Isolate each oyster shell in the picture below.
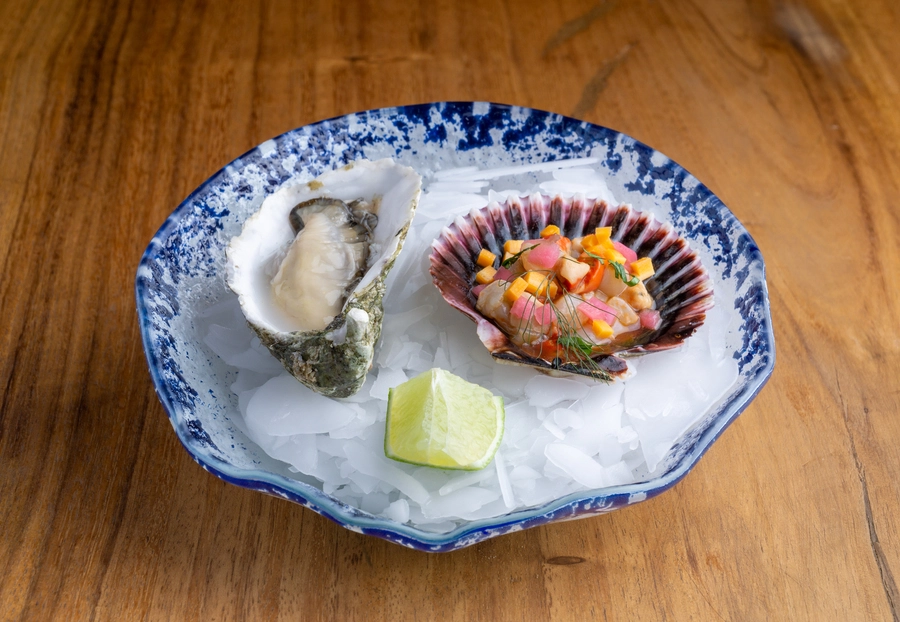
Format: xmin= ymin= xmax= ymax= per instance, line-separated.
xmin=227 ymin=159 xmax=422 ymax=397
xmin=429 ymin=194 xmax=713 ymax=381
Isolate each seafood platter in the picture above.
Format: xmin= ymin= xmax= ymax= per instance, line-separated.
xmin=136 ymin=102 xmax=774 ymax=551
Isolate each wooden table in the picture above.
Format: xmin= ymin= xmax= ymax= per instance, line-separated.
xmin=2 ymin=0 xmax=898 ymax=619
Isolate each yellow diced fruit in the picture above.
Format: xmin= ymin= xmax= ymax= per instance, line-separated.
xmin=540 ymin=224 xmax=560 ymax=238
xmin=547 ymin=281 xmax=560 ymax=300
xmin=609 ymin=249 xmax=627 ymax=264
xmin=630 ymin=257 xmax=655 ymax=280
xmin=475 ymin=250 xmax=492 ymax=268
xmin=503 ymin=251 xmax=514 ymax=264
xmin=524 ymin=271 xmax=551 ymax=296
xmin=504 ymin=277 xmax=529 ymax=303
xmin=475 ymin=266 xmax=497 ymax=285
xmin=476 ymin=248 xmax=496 ymax=268
xmin=591 ymin=320 xmax=614 ymax=339
xmin=504 ymin=239 xmax=523 ymax=254
xmin=594 ymin=227 xmax=612 ymax=242
xmin=583 ymin=243 xmax=612 ymax=260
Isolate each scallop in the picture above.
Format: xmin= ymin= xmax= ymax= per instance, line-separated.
xmin=429 ymin=193 xmax=713 ymax=381
xmin=227 ymin=159 xmax=422 ymax=397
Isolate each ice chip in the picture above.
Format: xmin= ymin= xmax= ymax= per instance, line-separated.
xmin=385 ymin=499 xmax=410 ymax=523
xmin=245 ymin=376 xmax=355 ymax=436
xmin=544 ymin=443 xmax=607 ymax=488
xmin=369 ymin=367 xmax=409 ymax=401
xmin=491 ymin=364 xmax=536 ymax=396
xmin=525 ymin=375 xmax=590 ymax=408
xmin=423 ymin=486 xmax=500 ymax=519
xmin=551 ymin=407 xmax=583 ymax=430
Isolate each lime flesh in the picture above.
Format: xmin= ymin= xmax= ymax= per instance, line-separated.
xmin=385 ymin=369 xmax=504 ymax=470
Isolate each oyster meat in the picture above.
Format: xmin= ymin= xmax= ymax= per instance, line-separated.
xmin=227 ymin=159 xmax=422 ymax=397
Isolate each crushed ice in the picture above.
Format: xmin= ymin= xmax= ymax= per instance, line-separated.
xmin=199 ymin=159 xmax=740 ymax=533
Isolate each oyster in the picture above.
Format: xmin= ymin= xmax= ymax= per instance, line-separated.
xmin=429 ymin=194 xmax=713 ymax=381
xmin=227 ymin=159 xmax=422 ymax=397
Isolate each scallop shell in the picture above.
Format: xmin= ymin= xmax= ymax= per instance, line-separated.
xmin=227 ymin=159 xmax=422 ymax=398
xmin=429 ymin=193 xmax=713 ymax=381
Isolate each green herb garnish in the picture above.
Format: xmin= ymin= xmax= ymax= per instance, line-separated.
xmin=501 ymin=244 xmax=539 ymax=268
xmin=582 ymin=250 xmax=640 ymax=286
xmin=557 ymin=334 xmax=594 ymax=357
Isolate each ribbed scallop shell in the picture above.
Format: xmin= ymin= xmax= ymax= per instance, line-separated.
xmin=429 ymin=194 xmax=713 ymax=380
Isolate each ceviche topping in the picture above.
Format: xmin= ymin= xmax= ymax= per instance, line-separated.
xmin=472 ymin=226 xmax=661 ymax=367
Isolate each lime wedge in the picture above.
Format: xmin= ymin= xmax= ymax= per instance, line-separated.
xmin=385 ymin=369 xmax=504 ymax=470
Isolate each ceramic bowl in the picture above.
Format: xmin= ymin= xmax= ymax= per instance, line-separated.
xmin=136 ymin=102 xmax=774 ymax=552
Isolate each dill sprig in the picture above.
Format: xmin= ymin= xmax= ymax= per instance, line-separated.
xmin=582 ymin=250 xmax=640 ymax=286
xmin=493 ymin=263 xmax=617 ymax=382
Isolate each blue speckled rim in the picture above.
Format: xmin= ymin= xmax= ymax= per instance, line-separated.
xmin=136 ymin=102 xmax=775 ymax=552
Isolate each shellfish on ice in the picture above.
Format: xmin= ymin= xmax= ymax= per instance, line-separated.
xmin=227 ymin=159 xmax=422 ymax=398
xmin=429 ymin=193 xmax=713 ymax=381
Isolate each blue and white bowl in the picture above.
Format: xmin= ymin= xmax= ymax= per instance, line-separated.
xmin=136 ymin=102 xmax=775 ymax=552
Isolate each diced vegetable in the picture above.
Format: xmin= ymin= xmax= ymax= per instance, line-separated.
xmin=576 ymin=299 xmax=618 ymax=325
xmin=608 ymin=248 xmax=627 ymax=265
xmin=469 ymin=221 xmax=661 ymax=364
xmin=504 ymin=277 xmax=529 ymax=303
xmin=475 ymin=266 xmax=497 ymax=284
xmin=495 ymin=266 xmax=514 ymax=281
xmin=523 ymin=241 xmax=562 ymax=271
xmin=476 ymin=249 xmax=497 ymax=268
xmin=612 ymin=241 xmax=637 ymax=267
xmin=540 ymin=225 xmax=560 ymax=238
xmin=504 ymin=239 xmax=523 ymax=254
xmin=639 ymin=308 xmax=662 ymax=330
xmin=580 ymin=234 xmax=601 ymax=255
xmin=547 ymin=281 xmax=560 ymax=300
xmin=510 ymin=292 xmax=536 ymax=319
xmin=533 ymin=303 xmax=557 ymax=327
xmin=524 ymin=271 xmax=552 ymax=296
xmin=510 ymin=294 xmax=556 ymax=327
xmin=591 ymin=319 xmax=614 ymax=339
xmin=630 ymin=257 xmax=654 ymax=280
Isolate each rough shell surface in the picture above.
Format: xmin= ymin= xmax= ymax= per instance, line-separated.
xmin=227 ymin=159 xmax=422 ymax=397
xmin=429 ymin=193 xmax=713 ymax=379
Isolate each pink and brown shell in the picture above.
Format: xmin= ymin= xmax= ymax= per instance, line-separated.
xmin=428 ymin=194 xmax=714 ymax=381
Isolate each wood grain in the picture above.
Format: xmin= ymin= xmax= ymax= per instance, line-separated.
xmin=1 ymin=0 xmax=898 ymax=619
